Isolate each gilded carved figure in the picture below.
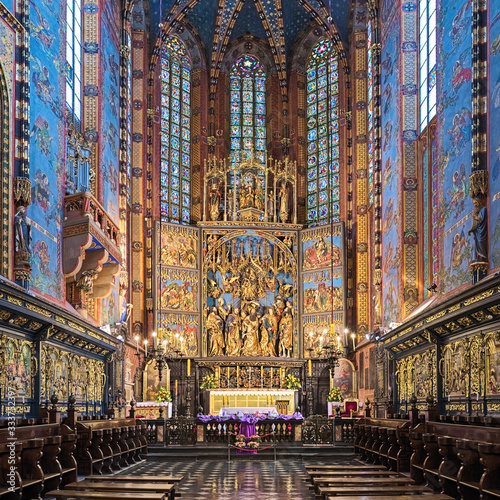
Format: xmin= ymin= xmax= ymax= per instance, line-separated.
xmin=207 ymin=307 xmax=225 ymax=356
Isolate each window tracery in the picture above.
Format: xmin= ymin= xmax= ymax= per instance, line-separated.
xmin=160 ymin=36 xmax=191 ymax=224
xmin=306 ymin=40 xmax=340 ymax=225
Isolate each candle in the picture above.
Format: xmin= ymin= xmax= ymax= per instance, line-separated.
xmin=261 ymin=366 xmax=263 ymax=378
xmin=237 ymin=366 xmax=239 ymax=379
xmin=351 ymin=333 xmax=356 ymax=350
xmin=153 ymin=331 xmax=157 ymax=349
xmin=180 ymin=336 xmax=184 ymax=354
xmin=175 ymin=380 xmax=178 ymax=395
xmin=308 ymin=359 xmax=312 ymax=376
xmin=144 ymin=339 xmax=148 ymax=356
xmin=187 ymin=359 xmax=191 ymax=377
xmin=477 ymin=393 xmax=479 ymax=401
xmin=134 ymin=335 xmax=139 ymax=354
xmin=270 ymin=368 xmax=273 ymax=379
xmin=227 ymin=367 xmax=229 ymax=379
xmin=175 ymin=333 xmax=179 ymax=350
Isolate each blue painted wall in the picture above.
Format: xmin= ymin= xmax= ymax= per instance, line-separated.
xmin=28 ymin=0 xmax=65 ymax=302
xmin=436 ymin=0 xmax=473 ymax=291
xmin=100 ymin=1 xmax=120 ymax=224
xmin=381 ymin=9 xmax=401 ymax=325
xmin=489 ymin=0 xmax=500 ymax=269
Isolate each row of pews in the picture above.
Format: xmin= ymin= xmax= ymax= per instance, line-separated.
xmin=355 ymin=416 xmax=500 ymax=500
xmin=305 ymin=463 xmax=454 ymax=499
xmin=44 ymin=474 xmax=182 ymax=500
xmin=0 ymin=415 xmax=148 ymax=500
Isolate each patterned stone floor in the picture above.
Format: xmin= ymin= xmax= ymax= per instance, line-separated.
xmin=121 ymin=459 xmax=340 ymax=500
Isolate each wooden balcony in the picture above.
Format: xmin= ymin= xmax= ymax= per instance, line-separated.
xmin=63 ymin=192 xmax=121 ymax=300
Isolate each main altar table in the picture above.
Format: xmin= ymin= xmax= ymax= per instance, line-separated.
xmin=218 ymin=407 xmax=277 ymax=416
xmin=208 ymin=389 xmax=297 ymax=415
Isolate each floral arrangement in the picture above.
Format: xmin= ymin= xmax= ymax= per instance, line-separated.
xmin=155 ymin=387 xmax=172 ymax=403
xmin=200 ymin=374 xmax=218 ymax=389
xmin=327 ymin=386 xmax=344 ymax=402
xmin=249 ymin=434 xmax=261 ymax=443
xmin=235 ymin=434 xmax=247 ymax=448
xmin=247 ymin=440 xmax=260 ymax=449
xmin=284 ymin=374 xmax=301 ymax=389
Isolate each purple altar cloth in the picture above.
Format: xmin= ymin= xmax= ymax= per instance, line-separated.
xmin=236 ymin=421 xmax=257 ymax=454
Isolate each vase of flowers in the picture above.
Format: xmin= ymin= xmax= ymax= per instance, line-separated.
xmin=155 ymin=387 xmax=172 ymax=403
xmin=327 ymin=387 xmax=343 ymax=417
xmin=284 ymin=374 xmax=301 ymax=389
xmin=200 ymin=374 xmax=218 ymax=390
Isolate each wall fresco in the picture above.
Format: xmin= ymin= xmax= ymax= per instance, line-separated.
xmin=303 ymin=268 xmax=343 ymax=314
xmin=100 ymin=2 xmax=120 ymax=224
xmin=489 ymin=1 xmax=500 ymax=269
xmin=381 ymin=12 xmax=401 ymax=325
xmin=436 ymin=0 xmax=473 ymax=290
xmin=28 ymin=0 xmax=65 ymax=303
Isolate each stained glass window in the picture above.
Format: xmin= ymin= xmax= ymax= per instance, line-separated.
xmin=367 ymin=20 xmax=374 ymax=206
xmin=419 ymin=0 xmax=437 ymax=131
xmin=230 ymin=55 xmax=266 ymax=165
xmin=160 ymin=36 xmax=191 ymax=224
xmin=306 ymin=40 xmax=340 ymax=225
xmin=66 ymin=0 xmax=82 ymax=129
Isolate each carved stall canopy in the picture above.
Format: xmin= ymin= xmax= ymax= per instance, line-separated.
xmin=0 ymin=279 xmax=118 ymax=359
xmin=63 ymin=191 xmax=121 ymax=301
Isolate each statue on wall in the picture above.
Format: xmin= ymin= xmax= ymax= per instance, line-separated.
xmin=255 ymin=182 xmax=264 ymax=211
xmin=226 ymin=307 xmax=241 ymax=356
xmin=209 ymin=186 xmax=221 ymax=221
xmin=262 ymin=307 xmax=278 ymax=356
xmin=469 ymin=195 xmax=488 ymax=263
xmin=242 ymin=309 xmax=261 ymax=356
xmin=278 ymin=310 xmax=293 ymax=357
xmin=14 ymin=206 xmax=32 ymax=264
xmin=207 ymin=307 xmax=225 ymax=356
xmin=279 ymin=184 xmax=288 ymax=223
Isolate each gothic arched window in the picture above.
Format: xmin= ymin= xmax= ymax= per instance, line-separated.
xmin=230 ymin=55 xmax=266 ymax=165
xmin=306 ymin=39 xmax=340 ymax=225
xmin=160 ymin=36 xmax=191 ymax=224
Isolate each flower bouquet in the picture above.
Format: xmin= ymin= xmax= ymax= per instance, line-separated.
xmin=327 ymin=386 xmax=344 ymax=402
xmin=284 ymin=374 xmax=301 ymax=389
xmin=155 ymin=387 xmax=172 ymax=403
xmin=200 ymin=374 xmax=218 ymax=389
xmin=235 ymin=434 xmax=246 ymax=448
xmin=247 ymin=440 xmax=260 ymax=449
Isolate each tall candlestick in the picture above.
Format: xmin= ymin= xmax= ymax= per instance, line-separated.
xmin=308 ymin=359 xmax=312 ymax=376
xmin=144 ymin=340 xmax=148 ymax=356
xmin=187 ymin=359 xmax=191 ymax=377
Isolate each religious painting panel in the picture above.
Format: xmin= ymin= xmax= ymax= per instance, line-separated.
xmin=28 ymin=0 xmax=66 ymax=303
xmin=436 ymin=0 xmax=473 ymax=290
xmin=100 ymin=2 xmax=121 ymax=225
xmin=201 ymin=228 xmax=298 ymax=358
xmin=331 ymin=358 xmax=355 ymax=401
xmin=486 ymin=332 xmax=500 ymax=395
xmin=380 ymin=12 xmax=401 ymax=326
xmin=0 ymin=337 xmax=34 ymax=399
xmin=300 ymin=224 xmax=345 ymax=356
xmin=489 ymin=0 xmax=500 ymax=269
xmin=143 ymin=359 xmax=169 ymax=402
xmin=156 ymin=312 xmax=198 ymax=356
xmin=41 ymin=345 xmax=105 ymax=408
xmin=155 ymin=222 xmax=200 ymax=353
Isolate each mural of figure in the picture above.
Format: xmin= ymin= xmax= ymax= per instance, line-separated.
xmin=242 ymin=309 xmax=262 ymax=356
xmin=207 ymin=307 xmax=225 ymax=356
xmin=14 ymin=207 xmax=32 ymax=261
xmin=278 ymin=311 xmax=293 ymax=357
xmin=226 ymin=308 xmax=241 ymax=356
xmin=209 ymin=186 xmax=220 ymax=221
xmin=279 ymin=184 xmax=288 ymax=222
xmin=469 ymin=197 xmax=488 ymax=262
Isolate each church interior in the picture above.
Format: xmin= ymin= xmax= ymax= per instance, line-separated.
xmin=1 ymin=0 xmax=500 ymax=498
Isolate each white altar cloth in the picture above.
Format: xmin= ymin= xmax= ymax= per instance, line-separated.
xmin=218 ymin=407 xmax=277 ymax=416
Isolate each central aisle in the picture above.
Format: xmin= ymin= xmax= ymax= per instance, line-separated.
xmin=124 ymin=459 xmax=319 ymax=499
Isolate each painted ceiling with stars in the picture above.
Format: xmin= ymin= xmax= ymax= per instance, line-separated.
xmin=143 ymin=0 xmax=352 ymax=63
